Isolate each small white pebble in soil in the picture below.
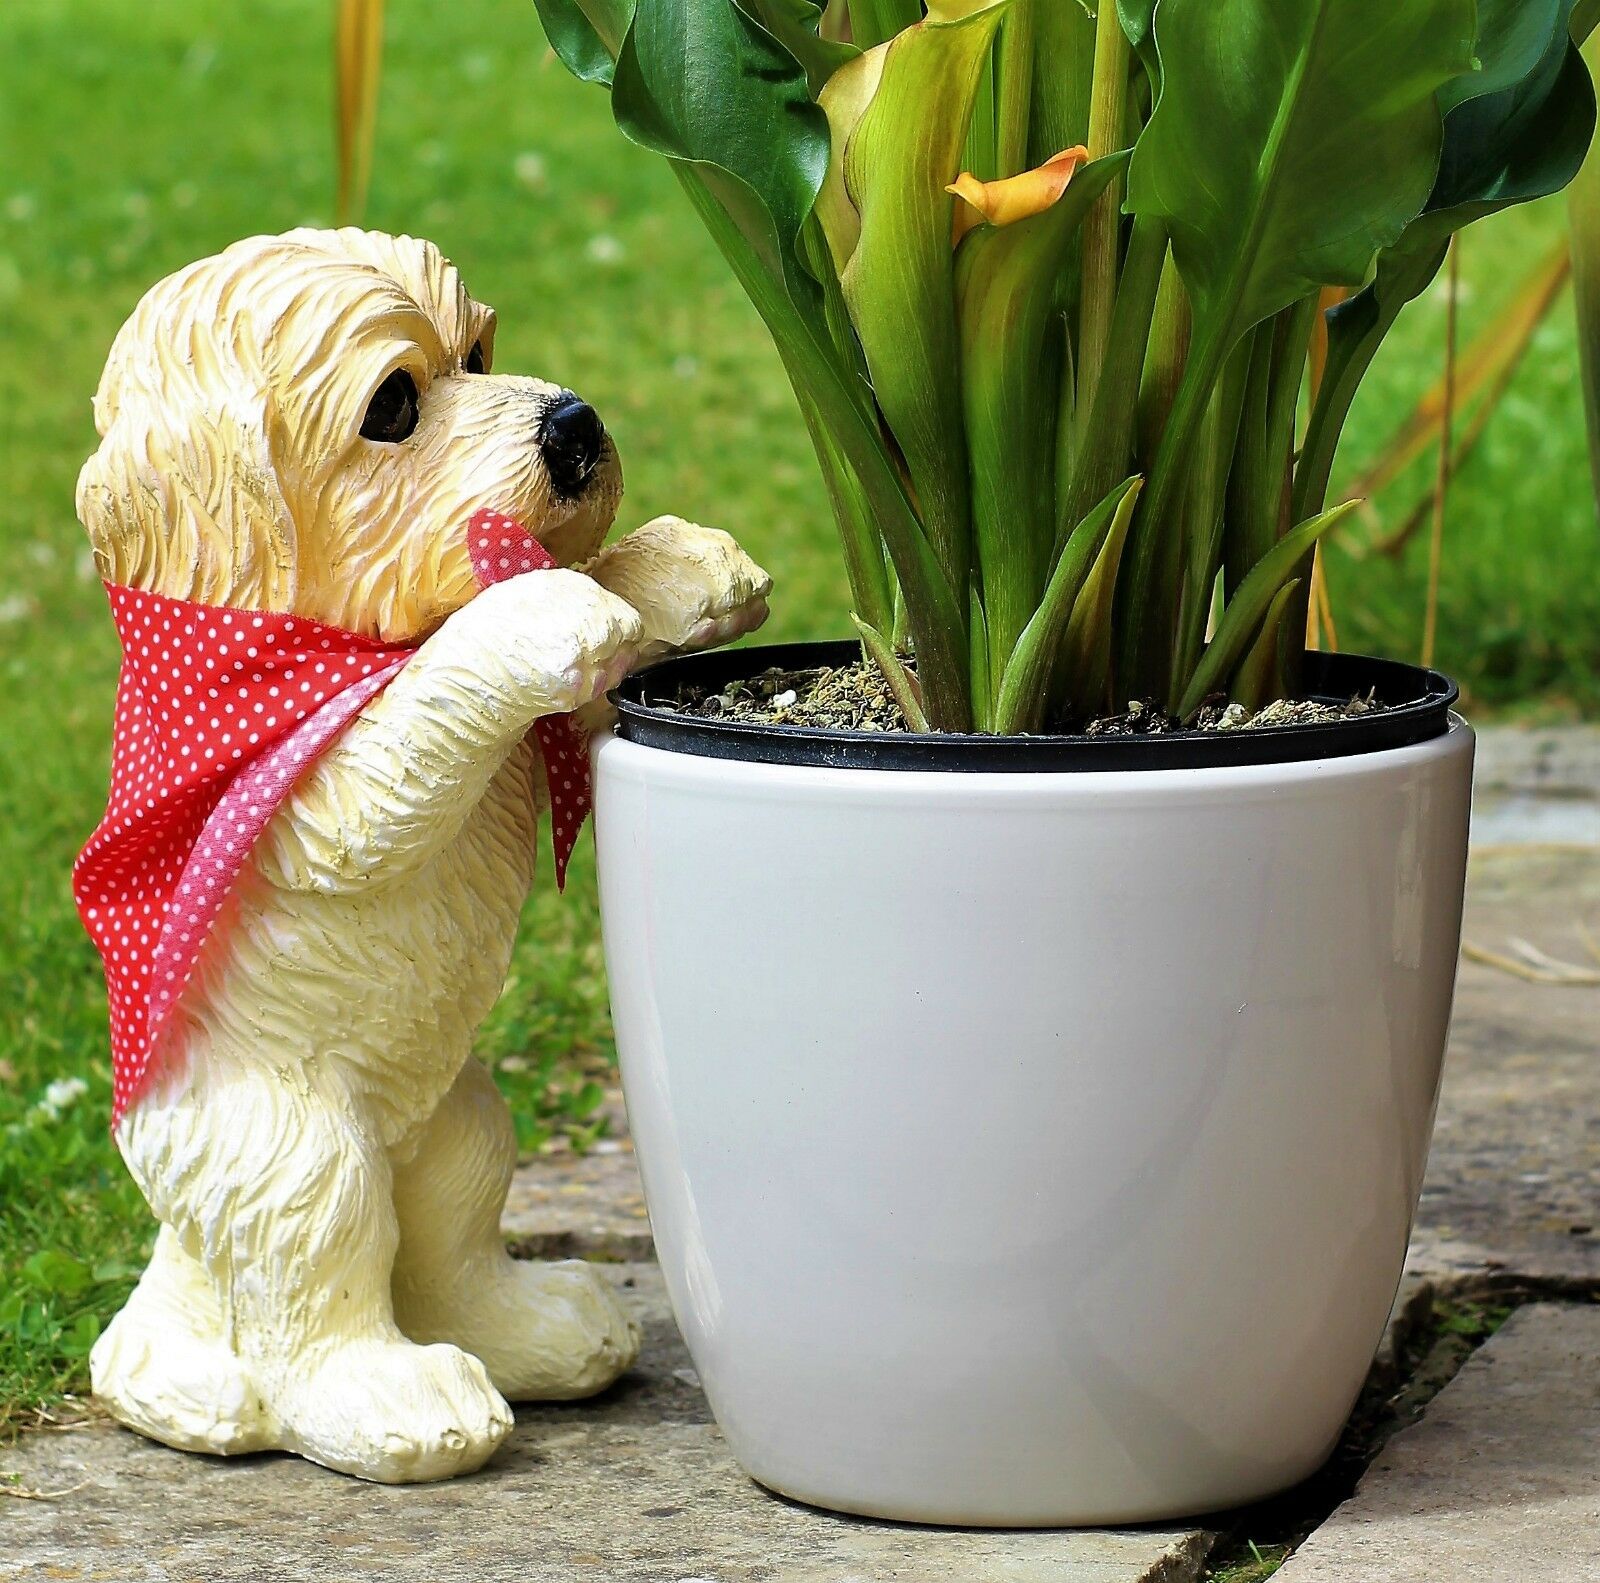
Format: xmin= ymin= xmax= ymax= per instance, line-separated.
xmin=771 ymin=688 xmax=798 ymax=708
xmin=1215 ymin=703 xmax=1252 ymax=730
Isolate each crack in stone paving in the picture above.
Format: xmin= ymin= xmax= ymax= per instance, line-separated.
xmin=1200 ymin=1277 xmax=1595 ymax=1580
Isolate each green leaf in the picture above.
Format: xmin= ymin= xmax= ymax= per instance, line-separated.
xmin=1055 ymin=464 xmax=1142 ymax=718
xmin=1298 ymin=0 xmax=1596 ymax=515
xmin=852 ymin=614 xmax=932 ymax=730
xmin=954 ymin=150 xmax=1127 ymax=701
xmin=968 ymin=584 xmax=993 ymax=727
xmin=839 ymin=0 xmax=1011 ymax=595
xmin=1127 ymin=0 xmax=1476 ymax=337
xmin=1116 ymin=0 xmax=1160 ymax=89
xmin=59 ymin=1311 xmax=103 ymax=1360
xmin=1230 ymin=577 xmax=1302 ymax=712
xmin=1118 ymin=0 xmax=1474 ymax=699
xmin=1176 ymin=499 xmax=1358 ymax=719
xmin=90 ymin=1259 xmax=143 ymax=1284
xmin=816 ymin=44 xmax=888 ymax=277
xmin=1446 ymin=0 xmax=1564 ymax=113
xmin=734 ymin=0 xmax=858 ymax=95
xmin=571 ymin=1080 xmax=607 ymax=1118
xmin=994 ymin=477 xmax=1142 ymax=734
xmin=21 ymin=1249 xmax=93 ymax=1297
xmin=612 ymin=0 xmax=831 ymax=303
xmin=532 ymin=0 xmax=635 ymax=83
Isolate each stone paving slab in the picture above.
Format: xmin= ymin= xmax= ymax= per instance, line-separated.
xmin=1273 ymin=1304 xmax=1600 ymax=1582
xmin=0 ymin=1265 xmax=1215 ymax=1583
xmin=1407 ymin=847 xmax=1600 ymax=1291
xmin=1471 ymin=726 xmax=1600 ymax=847
xmin=501 ymin=1136 xmax=652 ymax=1261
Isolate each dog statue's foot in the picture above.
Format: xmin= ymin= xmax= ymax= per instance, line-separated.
xmin=397 ymin=1258 xmax=641 ymax=1402
xmin=91 ymin=1229 xmax=277 ymax=1457
xmin=271 ymin=1337 xmax=513 ymax=1483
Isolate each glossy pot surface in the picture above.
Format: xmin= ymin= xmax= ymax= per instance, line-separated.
xmin=593 ymin=694 xmax=1473 ymax=1526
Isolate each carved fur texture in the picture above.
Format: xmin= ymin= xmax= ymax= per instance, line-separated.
xmin=80 ymin=229 xmax=770 ymax=1482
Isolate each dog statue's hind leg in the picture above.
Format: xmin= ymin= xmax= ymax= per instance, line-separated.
xmin=391 ymin=1058 xmax=641 ymax=1399
xmin=111 ymin=1073 xmax=514 ymax=1484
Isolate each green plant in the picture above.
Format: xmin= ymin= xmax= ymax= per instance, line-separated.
xmin=531 ymin=0 xmax=1595 ymax=730
xmin=1573 ymin=25 xmax=1600 ymax=509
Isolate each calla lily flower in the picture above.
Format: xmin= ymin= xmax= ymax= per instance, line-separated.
xmin=947 ymin=145 xmax=1091 ymax=243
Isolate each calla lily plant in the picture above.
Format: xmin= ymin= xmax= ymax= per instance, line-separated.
xmin=533 ymin=0 xmax=1596 ymax=733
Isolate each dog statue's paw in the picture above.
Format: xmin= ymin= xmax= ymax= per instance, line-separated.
xmin=91 ymin=1296 xmax=277 ymax=1458
xmin=396 ymin=1258 xmax=642 ymax=1402
xmin=584 ymin=516 xmax=772 ymax=659
xmin=273 ymin=1338 xmax=513 ymax=1483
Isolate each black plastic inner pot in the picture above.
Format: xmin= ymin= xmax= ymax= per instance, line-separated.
xmin=611 ymin=641 xmax=1459 ymax=772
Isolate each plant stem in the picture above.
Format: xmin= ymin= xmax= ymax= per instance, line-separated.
xmin=1115 ymin=312 xmax=1229 ymax=699
xmin=1172 ymin=337 xmax=1251 ymax=697
xmin=1571 ymin=30 xmax=1600 ymax=516
xmin=1057 ymin=214 xmax=1167 ymax=544
xmin=669 ymin=166 xmax=971 ymax=727
xmin=1421 ymin=238 xmax=1459 ymax=670
xmin=1075 ymin=0 xmax=1131 ymax=423
xmin=966 ymin=50 xmax=999 ymax=182
xmin=994 ymin=0 xmax=1035 ymax=176
xmin=845 ymin=0 xmax=919 ymax=50
xmin=1263 ymin=293 xmax=1323 ymax=690
xmin=1266 ymin=297 xmax=1319 ymax=485
xmin=1224 ymin=321 xmax=1277 ymax=596
xmin=796 ymin=395 xmax=895 ymax=635
xmin=1292 ymin=279 xmax=1403 ymax=524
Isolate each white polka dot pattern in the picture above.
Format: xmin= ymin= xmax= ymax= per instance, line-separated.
xmin=465 ymin=508 xmax=593 ymax=896
xmin=72 ymin=584 xmax=415 ymax=1126
xmin=73 ymin=509 xmax=590 ymax=1127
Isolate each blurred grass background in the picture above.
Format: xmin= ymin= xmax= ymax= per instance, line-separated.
xmin=0 ymin=0 xmax=1595 ymax=1425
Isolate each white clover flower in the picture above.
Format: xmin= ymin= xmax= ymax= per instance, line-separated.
xmin=33 ymin=1077 xmax=89 ymax=1122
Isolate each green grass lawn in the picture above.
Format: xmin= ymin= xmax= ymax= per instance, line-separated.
xmin=1 ymin=0 xmax=1596 ymax=1430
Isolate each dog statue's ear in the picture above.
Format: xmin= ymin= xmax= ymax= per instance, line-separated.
xmin=77 ymin=392 xmax=298 ymax=610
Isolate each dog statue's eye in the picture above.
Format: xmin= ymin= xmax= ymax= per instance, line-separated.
xmin=465 ymin=340 xmax=487 ymax=375
xmin=360 ymin=370 xmax=420 ymax=444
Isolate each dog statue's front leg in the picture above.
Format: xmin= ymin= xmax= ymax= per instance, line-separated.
xmin=584 ymin=516 xmax=771 ymax=663
xmin=255 ymin=569 xmax=644 ymax=890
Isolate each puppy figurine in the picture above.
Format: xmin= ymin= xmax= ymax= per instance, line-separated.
xmin=72 ymin=229 xmax=770 ymax=1482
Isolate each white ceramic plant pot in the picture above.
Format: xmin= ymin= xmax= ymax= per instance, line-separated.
xmin=593 ymin=645 xmax=1473 ymax=1527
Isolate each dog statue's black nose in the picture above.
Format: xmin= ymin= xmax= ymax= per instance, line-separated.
xmin=538 ymin=391 xmax=607 ymax=500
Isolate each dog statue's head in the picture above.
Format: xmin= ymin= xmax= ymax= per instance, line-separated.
xmin=77 ymin=228 xmax=624 ymax=642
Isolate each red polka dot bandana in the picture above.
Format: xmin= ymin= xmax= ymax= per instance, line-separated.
xmin=463 ymin=510 xmax=593 ymax=883
xmin=75 ymin=508 xmax=592 ymax=1126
